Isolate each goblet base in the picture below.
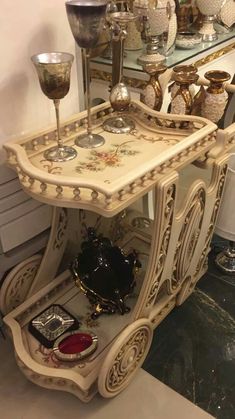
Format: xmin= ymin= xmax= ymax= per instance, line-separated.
xmin=137 ymin=53 xmax=165 ymax=66
xmin=200 ymin=31 xmax=217 ymax=42
xmin=43 ymin=146 xmax=77 ymax=162
xmin=215 ymin=247 xmax=235 ymax=275
xmin=75 ymin=133 xmax=105 ymax=149
xmin=103 ymin=115 xmax=135 ymax=134
xmin=199 ymin=15 xmax=218 ymax=42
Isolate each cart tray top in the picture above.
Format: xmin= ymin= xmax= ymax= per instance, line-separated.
xmin=4 ymin=100 xmax=216 ymax=216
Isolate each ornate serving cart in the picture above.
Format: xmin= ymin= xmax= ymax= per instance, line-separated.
xmin=1 ymin=100 xmax=234 ymax=401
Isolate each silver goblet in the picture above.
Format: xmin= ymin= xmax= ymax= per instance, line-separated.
xmin=31 ymin=52 xmax=77 ymax=162
xmin=66 ymin=0 xmax=108 ymax=149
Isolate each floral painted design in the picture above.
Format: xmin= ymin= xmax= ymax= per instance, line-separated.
xmin=35 ymin=344 xmax=63 ymax=368
xmin=35 ymin=343 xmax=86 ymax=369
xmin=82 ymin=309 xmax=100 ymax=329
xmin=129 ymin=130 xmax=179 ymax=145
xmin=40 ymin=160 xmax=62 ymax=175
xmin=75 ymin=141 xmax=139 ymax=174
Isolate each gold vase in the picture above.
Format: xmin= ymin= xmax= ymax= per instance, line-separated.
xmin=195 ymin=70 xmax=231 ymax=123
xmin=141 ymin=64 xmax=167 ymax=111
xmin=171 ymin=71 xmax=199 ymax=115
xmin=170 ymin=65 xmax=198 ymax=115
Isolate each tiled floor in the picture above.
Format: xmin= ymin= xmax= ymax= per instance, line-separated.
xmin=0 ymin=339 xmax=214 ymax=419
xmin=143 ymin=238 xmax=235 ymax=419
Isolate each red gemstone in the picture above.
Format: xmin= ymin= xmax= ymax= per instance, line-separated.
xmin=58 ymin=333 xmax=93 ymax=354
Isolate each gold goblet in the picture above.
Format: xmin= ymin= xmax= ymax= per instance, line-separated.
xmin=31 ymin=52 xmax=77 ymax=162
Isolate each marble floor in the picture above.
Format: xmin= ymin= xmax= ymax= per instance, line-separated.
xmin=143 ymin=238 xmax=235 ymax=419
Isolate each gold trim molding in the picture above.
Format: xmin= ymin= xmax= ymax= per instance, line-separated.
xmin=194 ymin=41 xmax=235 ymax=68
xmin=91 ymin=69 xmax=146 ymax=90
xmin=91 ymin=42 xmax=235 ymax=89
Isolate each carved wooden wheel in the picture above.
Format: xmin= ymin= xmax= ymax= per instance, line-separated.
xmin=0 ymin=254 xmax=42 ymax=315
xmin=98 ymin=319 xmax=153 ymax=398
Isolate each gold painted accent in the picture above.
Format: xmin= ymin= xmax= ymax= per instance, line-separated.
xmin=204 ymin=70 xmax=231 ymax=94
xmin=91 ymin=69 xmax=147 ymax=90
xmin=194 ymin=42 xmax=235 ymax=68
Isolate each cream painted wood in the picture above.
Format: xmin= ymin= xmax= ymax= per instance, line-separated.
xmin=132 ymin=171 xmax=178 ymax=320
xmin=176 ymin=154 xmax=228 ymax=305
xmin=98 ymin=318 xmax=153 ymax=398
xmin=0 ymin=230 xmax=48 ymax=284
xmin=27 ymin=207 xmax=69 ymax=297
xmin=4 ymin=101 xmax=217 ymax=217
xmin=0 ymin=254 xmax=42 ymax=315
xmin=2 ymin=99 xmax=234 ymax=402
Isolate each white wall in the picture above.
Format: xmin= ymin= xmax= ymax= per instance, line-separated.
xmin=0 ymin=0 xmax=82 ymax=163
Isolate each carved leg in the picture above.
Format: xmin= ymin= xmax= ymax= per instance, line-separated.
xmin=176 ymin=155 xmax=228 ymax=305
xmin=133 ymin=171 xmax=178 ymax=319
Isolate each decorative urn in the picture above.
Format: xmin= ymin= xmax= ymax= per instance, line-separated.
xmin=200 ymin=70 xmax=231 ymax=124
xmin=71 ymin=228 xmax=141 ymax=318
xmin=170 ymin=65 xmax=199 ymax=115
xmin=141 ymin=63 xmax=167 ymax=111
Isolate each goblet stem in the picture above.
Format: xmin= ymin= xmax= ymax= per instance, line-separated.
xmin=75 ymin=48 xmax=105 ymax=149
xmin=54 ymin=99 xmax=63 ymax=149
xmin=84 ymin=48 xmax=92 ymax=137
xmin=119 ymin=37 xmax=124 ymax=83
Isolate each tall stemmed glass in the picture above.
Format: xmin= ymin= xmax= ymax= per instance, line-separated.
xmin=31 ymin=52 xmax=77 ymax=162
xmin=66 ymin=0 xmax=108 ymax=149
xmin=103 ymin=9 xmax=137 ymax=134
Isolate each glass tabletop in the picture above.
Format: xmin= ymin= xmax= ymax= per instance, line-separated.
xmin=92 ymin=30 xmax=235 ymax=72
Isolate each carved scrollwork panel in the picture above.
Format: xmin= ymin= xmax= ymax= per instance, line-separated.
xmin=133 ymin=173 xmax=178 ymax=319
xmin=0 ymin=255 xmax=42 ymax=315
xmin=195 ymin=162 xmax=228 ymax=277
xmin=146 ymin=185 xmax=176 ymax=308
xmin=171 ymin=186 xmax=206 ymax=291
xmin=53 ymin=208 xmax=68 ymax=250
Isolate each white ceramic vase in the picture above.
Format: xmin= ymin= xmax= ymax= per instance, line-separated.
xmin=196 ymin=0 xmax=224 ymax=41
xmin=137 ymin=0 xmax=175 ymax=65
xmin=218 ymin=0 xmax=235 ymax=29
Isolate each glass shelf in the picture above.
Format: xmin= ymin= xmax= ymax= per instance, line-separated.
xmin=92 ymin=30 xmax=235 ymax=72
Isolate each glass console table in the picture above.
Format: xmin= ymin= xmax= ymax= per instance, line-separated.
xmin=90 ymin=31 xmax=235 ymax=102
xmin=92 ymin=30 xmax=235 ymax=73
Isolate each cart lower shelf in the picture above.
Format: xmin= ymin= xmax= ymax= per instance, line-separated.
xmin=4 ymin=229 xmax=183 ymax=401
